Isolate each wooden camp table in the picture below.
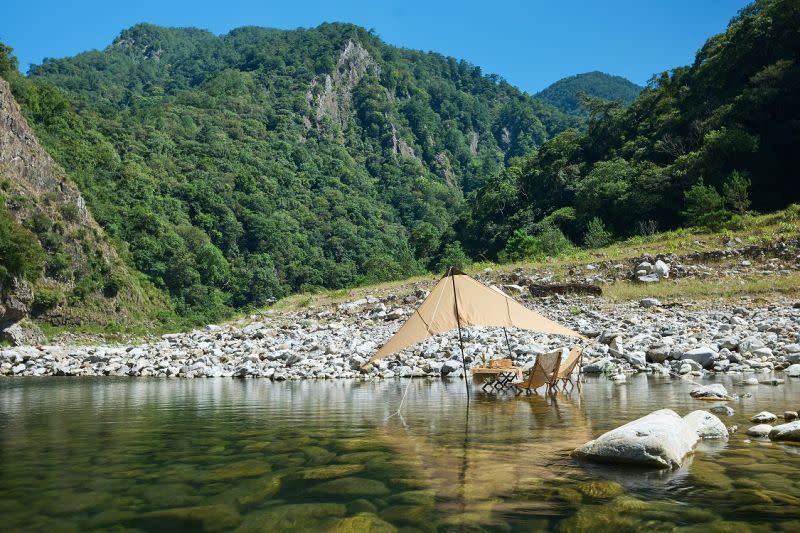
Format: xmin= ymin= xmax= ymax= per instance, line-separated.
xmin=471 ymin=367 xmax=524 ymax=393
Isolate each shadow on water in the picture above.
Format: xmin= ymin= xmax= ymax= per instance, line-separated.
xmin=2 ymin=374 xmax=800 ymax=531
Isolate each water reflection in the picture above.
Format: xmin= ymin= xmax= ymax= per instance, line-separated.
xmin=1 ymin=375 xmax=800 ymax=531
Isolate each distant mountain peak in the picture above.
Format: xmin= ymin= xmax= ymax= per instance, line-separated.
xmin=535 ymin=71 xmax=642 ymax=115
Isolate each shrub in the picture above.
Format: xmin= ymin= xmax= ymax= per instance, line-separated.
xmin=31 ymin=287 xmax=63 ymax=316
xmin=0 ymin=207 xmax=45 ymax=284
xmin=499 ymin=224 xmax=573 ymax=262
xmin=436 ymin=241 xmax=471 ymax=273
xmin=722 ymin=171 xmax=751 ymax=214
xmin=682 ymin=181 xmax=731 ymax=230
xmin=583 ymin=217 xmax=612 ymax=248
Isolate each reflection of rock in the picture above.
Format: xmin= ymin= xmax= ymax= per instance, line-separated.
xmin=577 ymin=457 xmax=693 ymax=493
xmin=573 ymin=409 xmax=698 ymax=468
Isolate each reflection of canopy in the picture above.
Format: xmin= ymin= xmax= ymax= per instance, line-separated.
xmin=369 ymin=269 xmax=583 ymax=363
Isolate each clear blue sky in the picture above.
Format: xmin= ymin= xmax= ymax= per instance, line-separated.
xmin=2 ymin=0 xmax=750 ymax=93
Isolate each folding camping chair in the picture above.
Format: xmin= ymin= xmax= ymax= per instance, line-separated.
xmin=514 ymin=349 xmax=563 ymax=395
xmin=552 ymin=347 xmax=583 ymax=392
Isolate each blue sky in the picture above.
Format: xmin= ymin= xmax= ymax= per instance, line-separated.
xmin=3 ymin=0 xmax=750 ymax=93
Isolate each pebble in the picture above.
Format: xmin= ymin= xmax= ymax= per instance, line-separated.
xmin=3 ymin=272 xmax=800 ymax=382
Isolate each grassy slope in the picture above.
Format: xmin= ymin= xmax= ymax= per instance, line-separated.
xmin=269 ymin=206 xmax=800 ymax=313
xmin=39 ymin=206 xmax=800 ymax=344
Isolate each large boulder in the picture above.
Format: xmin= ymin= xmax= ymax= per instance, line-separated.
xmin=784 ymin=364 xmax=800 ymax=377
xmin=1 ymin=320 xmax=45 ymax=346
xmin=572 ymin=409 xmax=699 ymax=469
xmin=0 ymin=277 xmax=33 ymax=327
xmin=738 ymin=336 xmax=766 ymax=355
xmin=768 ymin=421 xmax=800 ymax=442
xmin=646 ymin=344 xmax=670 ymax=363
xmin=653 ymin=260 xmax=670 ymax=279
xmin=689 ymin=384 xmax=731 ymax=400
xmin=683 ymin=410 xmax=728 ymax=439
xmin=680 ymin=347 xmax=721 ymax=369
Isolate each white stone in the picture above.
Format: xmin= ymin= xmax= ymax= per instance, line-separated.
xmin=768 ymin=421 xmax=800 ymax=442
xmin=745 ymin=424 xmax=773 ymax=438
xmin=683 ymin=410 xmax=728 ymax=439
xmin=689 ymin=384 xmax=730 ymax=399
xmin=751 ymin=411 xmax=777 ymax=423
xmin=573 ymin=409 xmax=699 ymax=469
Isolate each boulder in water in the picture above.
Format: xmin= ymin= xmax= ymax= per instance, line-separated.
xmin=689 ymin=384 xmax=731 ymax=400
xmin=683 ymin=410 xmax=728 ymax=439
xmin=572 ymin=409 xmax=699 ymax=468
xmin=769 ymin=421 xmax=800 ymax=442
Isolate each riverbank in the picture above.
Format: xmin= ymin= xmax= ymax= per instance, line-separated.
xmin=2 ymin=268 xmax=800 ymax=380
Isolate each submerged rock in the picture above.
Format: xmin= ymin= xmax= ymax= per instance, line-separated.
xmin=302 ymin=464 xmax=365 ymax=480
xmin=575 ymin=480 xmax=624 ymax=499
xmin=329 ymin=513 xmax=397 ymax=533
xmin=573 ymin=409 xmax=699 ymax=469
xmin=136 ymin=505 xmax=241 ymax=532
xmin=308 ymin=477 xmax=390 ymax=497
xmin=768 ymin=420 xmax=800 ymax=442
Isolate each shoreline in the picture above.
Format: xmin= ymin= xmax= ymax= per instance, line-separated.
xmin=3 ymin=288 xmax=799 ymax=382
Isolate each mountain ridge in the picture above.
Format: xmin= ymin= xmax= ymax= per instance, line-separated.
xmin=535 ymin=71 xmax=643 ymax=115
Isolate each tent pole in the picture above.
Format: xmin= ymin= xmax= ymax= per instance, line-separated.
xmin=503 ymin=327 xmax=513 ymax=359
xmin=451 ymin=267 xmax=470 ymax=403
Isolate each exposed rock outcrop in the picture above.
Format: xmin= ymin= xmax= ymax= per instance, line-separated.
xmin=310 ymin=40 xmax=381 ymax=129
xmin=0 ymin=77 xmax=164 ymax=336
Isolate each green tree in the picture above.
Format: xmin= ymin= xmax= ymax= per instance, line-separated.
xmin=0 ymin=206 xmax=46 ymax=284
xmin=0 ymin=42 xmax=18 ymax=78
xmin=682 ymin=181 xmax=730 ymax=230
xmin=583 ymin=217 xmax=612 ymax=248
xmin=722 ymin=171 xmax=751 ymax=214
xmin=436 ymin=241 xmax=471 ymax=273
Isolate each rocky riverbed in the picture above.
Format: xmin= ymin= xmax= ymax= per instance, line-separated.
xmin=3 ymin=270 xmax=800 ymax=383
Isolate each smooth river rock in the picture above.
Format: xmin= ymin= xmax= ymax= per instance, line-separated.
xmin=573 ymin=409 xmax=699 ymax=469
xmin=768 ymin=421 xmax=800 ymax=442
xmin=689 ymin=384 xmax=730 ymax=400
xmin=750 ymin=411 xmax=778 ymax=423
xmin=683 ymin=410 xmax=728 ymax=439
xmin=745 ymin=424 xmax=773 ymax=438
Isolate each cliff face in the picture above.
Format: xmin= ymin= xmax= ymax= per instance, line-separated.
xmin=0 ymin=77 xmax=166 ymax=342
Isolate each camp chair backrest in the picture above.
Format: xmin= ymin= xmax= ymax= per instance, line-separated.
xmin=556 ymin=347 xmax=583 ymax=379
xmin=517 ymin=349 xmax=563 ymax=391
xmin=489 ymin=358 xmax=513 ymax=369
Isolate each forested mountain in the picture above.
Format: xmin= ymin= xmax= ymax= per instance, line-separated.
xmin=2 ymin=0 xmax=797 ymax=331
xmin=1 ymin=23 xmax=578 ymax=322
xmin=462 ymin=0 xmax=800 ymax=260
xmin=535 ymin=71 xmax=642 ymax=115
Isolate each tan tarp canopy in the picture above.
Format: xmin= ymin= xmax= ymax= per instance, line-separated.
xmin=370 ymin=269 xmax=583 ymax=362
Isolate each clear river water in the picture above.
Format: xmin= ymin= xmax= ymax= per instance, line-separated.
xmin=1 ymin=374 xmax=799 ymax=532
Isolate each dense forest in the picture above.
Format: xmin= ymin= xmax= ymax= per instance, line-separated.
xmin=1 ymin=23 xmax=578 ymax=323
xmin=2 ymin=0 xmax=798 ymax=329
xmin=535 ymin=71 xmax=642 ymax=116
xmin=461 ymin=0 xmax=799 ymax=261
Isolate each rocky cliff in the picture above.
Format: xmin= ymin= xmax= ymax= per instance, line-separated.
xmin=0 ymin=77 xmax=166 ymax=343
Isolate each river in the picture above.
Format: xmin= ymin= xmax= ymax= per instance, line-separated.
xmin=1 ymin=375 xmax=799 ymax=531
